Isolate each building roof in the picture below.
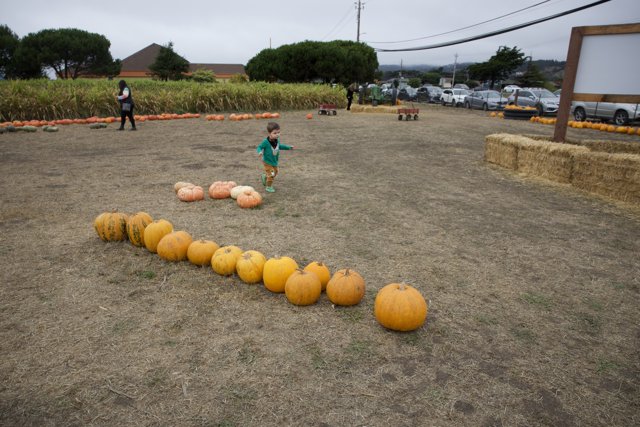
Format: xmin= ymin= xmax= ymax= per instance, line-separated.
xmin=189 ymin=63 xmax=246 ymax=76
xmin=119 ymin=44 xmax=246 ymax=77
xmin=121 ymin=43 xmax=164 ymax=73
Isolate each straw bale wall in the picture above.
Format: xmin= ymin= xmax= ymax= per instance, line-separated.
xmin=484 ymin=133 xmax=640 ymax=205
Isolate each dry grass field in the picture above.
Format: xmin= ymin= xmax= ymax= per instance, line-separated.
xmin=1 ymin=105 xmax=638 ymax=426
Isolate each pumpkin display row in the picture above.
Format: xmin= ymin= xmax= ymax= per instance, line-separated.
xmin=174 ymin=181 xmax=262 ymax=208
xmin=93 ymin=210 xmax=428 ymax=332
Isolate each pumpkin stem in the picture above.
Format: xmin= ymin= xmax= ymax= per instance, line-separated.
xmin=399 ymin=283 xmax=406 ymax=291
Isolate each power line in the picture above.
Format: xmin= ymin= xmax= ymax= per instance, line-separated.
xmin=321 ymin=5 xmax=356 ymax=41
xmin=372 ymin=0 xmax=611 ymax=52
xmin=366 ymin=0 xmax=552 ymax=44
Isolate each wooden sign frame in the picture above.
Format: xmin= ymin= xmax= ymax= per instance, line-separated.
xmin=553 ymin=23 xmax=640 ymax=142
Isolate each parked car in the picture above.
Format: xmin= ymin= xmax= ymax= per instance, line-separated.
xmin=453 ymin=83 xmax=470 ymax=90
xmin=441 ymin=88 xmax=469 ymax=107
xmin=426 ymin=86 xmax=443 ymax=103
xmin=398 ymin=87 xmax=417 ymax=101
xmin=502 ymin=85 xmax=521 ymax=94
xmin=553 ymin=89 xmax=562 ymax=97
xmin=571 ymin=101 xmax=640 ymax=125
xmin=415 ymin=87 xmax=431 ymax=102
xmin=464 ymin=90 xmax=508 ymax=110
xmin=507 ymin=88 xmax=560 ymax=116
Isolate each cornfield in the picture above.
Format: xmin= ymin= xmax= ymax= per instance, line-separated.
xmin=0 ymin=79 xmax=346 ymax=121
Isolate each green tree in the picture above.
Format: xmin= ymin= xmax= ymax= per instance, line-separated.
xmin=467 ymin=46 xmax=526 ymax=89
xmin=148 ymin=42 xmax=190 ymax=81
xmin=407 ymin=77 xmax=421 ymax=88
xmin=518 ymin=62 xmax=546 ymax=88
xmin=191 ymin=68 xmax=217 ymax=83
xmin=19 ymin=28 xmax=119 ymax=79
xmin=0 ymin=25 xmax=20 ymax=78
xmin=246 ymin=40 xmax=377 ymax=84
xmin=421 ymin=72 xmax=441 ymax=85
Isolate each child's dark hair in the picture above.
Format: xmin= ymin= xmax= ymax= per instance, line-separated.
xmin=267 ymin=122 xmax=280 ymax=133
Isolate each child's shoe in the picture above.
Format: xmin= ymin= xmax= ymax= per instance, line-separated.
xmin=266 ymin=186 xmax=275 ymax=193
xmin=261 ymin=174 xmax=266 ymax=186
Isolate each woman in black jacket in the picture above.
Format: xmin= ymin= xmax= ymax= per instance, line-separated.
xmin=116 ymin=80 xmax=136 ymax=131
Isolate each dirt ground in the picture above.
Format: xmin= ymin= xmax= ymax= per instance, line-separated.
xmin=1 ymin=104 xmax=639 ymax=427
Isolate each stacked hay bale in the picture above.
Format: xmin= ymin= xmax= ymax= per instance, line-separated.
xmin=484 ymin=133 xmax=640 ymax=205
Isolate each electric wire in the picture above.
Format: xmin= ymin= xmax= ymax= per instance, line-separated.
xmin=373 ymin=0 xmax=611 ymax=52
xmin=321 ymin=6 xmax=356 ymax=41
xmin=366 ymin=0 xmax=553 ymax=44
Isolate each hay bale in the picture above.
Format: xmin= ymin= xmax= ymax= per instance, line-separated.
xmin=523 ymin=134 xmax=640 ymax=155
xmin=572 ymin=151 xmax=640 ymax=204
xmin=517 ymin=139 xmax=589 ymax=183
xmin=484 ymin=133 xmax=528 ymax=170
xmin=350 ymin=104 xmax=398 ymax=114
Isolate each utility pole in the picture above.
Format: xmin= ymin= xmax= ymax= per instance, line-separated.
xmin=355 ymin=1 xmax=364 ymax=42
xmin=452 ymin=53 xmax=458 ymax=87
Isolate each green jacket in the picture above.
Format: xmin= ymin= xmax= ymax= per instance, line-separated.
xmin=256 ymin=138 xmax=292 ymax=166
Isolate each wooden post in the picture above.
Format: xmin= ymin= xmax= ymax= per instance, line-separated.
xmin=553 ymin=27 xmax=584 ymax=142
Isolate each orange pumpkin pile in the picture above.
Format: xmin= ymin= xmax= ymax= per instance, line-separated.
xmin=93 ymin=207 xmax=429 ymax=332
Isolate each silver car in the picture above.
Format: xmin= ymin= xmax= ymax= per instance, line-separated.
xmin=571 ymin=101 xmax=640 ymax=125
xmin=507 ymin=88 xmax=560 ymax=116
xmin=464 ymin=90 xmax=508 ymax=110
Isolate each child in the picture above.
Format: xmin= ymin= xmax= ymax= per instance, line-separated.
xmin=256 ymin=122 xmax=294 ymax=193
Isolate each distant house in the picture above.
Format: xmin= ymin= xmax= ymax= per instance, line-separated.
xmin=118 ymin=43 xmax=246 ymax=81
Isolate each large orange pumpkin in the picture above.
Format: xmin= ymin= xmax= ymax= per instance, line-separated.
xmin=94 ymin=210 xmax=129 ymax=242
xmin=326 ymin=268 xmax=365 ymax=306
xmin=303 ymin=261 xmax=331 ymax=291
xmin=126 ymin=211 xmax=153 ymax=247
xmin=208 ymin=181 xmax=237 ymax=199
xmin=143 ymin=219 xmax=174 ymax=253
xmin=237 ymin=189 xmax=263 ymax=208
xmin=187 ymin=239 xmax=220 ymax=266
xmin=177 ymin=185 xmax=204 ymax=202
xmin=285 ymin=270 xmax=322 ymax=306
xmin=211 ymin=245 xmax=243 ymax=276
xmin=263 ymin=256 xmax=298 ymax=293
xmin=235 ymin=250 xmax=267 ymax=284
xmin=157 ymin=231 xmax=193 ymax=261
xmin=374 ymin=283 xmax=428 ymax=332
xmin=174 ymin=181 xmax=194 ymax=193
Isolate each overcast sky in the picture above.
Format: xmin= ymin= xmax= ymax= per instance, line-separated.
xmin=3 ymin=0 xmax=639 ymax=67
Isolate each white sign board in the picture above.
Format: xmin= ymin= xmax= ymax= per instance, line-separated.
xmin=573 ymin=33 xmax=640 ymax=95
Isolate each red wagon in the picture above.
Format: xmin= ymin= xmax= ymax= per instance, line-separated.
xmin=398 ymin=108 xmax=419 ymax=121
xmin=318 ymin=104 xmax=337 ymax=115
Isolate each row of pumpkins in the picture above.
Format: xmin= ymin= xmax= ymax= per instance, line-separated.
xmin=93 ymin=210 xmax=428 ymax=332
xmin=175 ymin=181 xmax=262 ymax=208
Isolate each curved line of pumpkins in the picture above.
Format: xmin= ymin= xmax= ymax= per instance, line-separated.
xmin=93 ymin=208 xmax=428 ymax=332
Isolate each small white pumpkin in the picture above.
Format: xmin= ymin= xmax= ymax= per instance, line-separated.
xmin=230 ymin=185 xmax=255 ymax=199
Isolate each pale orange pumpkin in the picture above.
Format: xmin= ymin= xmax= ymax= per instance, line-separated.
xmin=187 ymin=239 xmax=220 ymax=266
xmin=174 ymin=181 xmax=194 ymax=193
xmin=178 ymin=185 xmax=204 ymax=202
xmin=285 ymin=269 xmax=322 ymax=306
xmin=94 ymin=210 xmax=129 ymax=242
xmin=235 ymin=250 xmax=267 ymax=284
xmin=326 ymin=268 xmax=365 ymax=306
xmin=263 ymin=256 xmax=298 ymax=293
xmin=374 ymin=283 xmax=428 ymax=332
xmin=157 ymin=231 xmax=193 ymax=262
xmin=143 ymin=219 xmax=174 ymax=253
xmin=208 ymin=181 xmax=238 ymax=199
xmin=303 ymin=261 xmax=331 ymax=291
xmin=126 ymin=211 xmax=153 ymax=247
xmin=211 ymin=245 xmax=243 ymax=276
xmin=237 ymin=189 xmax=263 ymax=208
